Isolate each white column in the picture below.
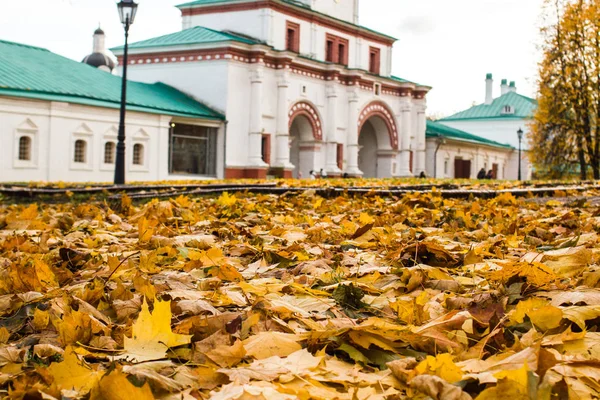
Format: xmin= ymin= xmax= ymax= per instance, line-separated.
xmin=248 ymin=67 xmax=267 ymax=168
xmin=416 ymin=102 xmax=427 ymax=176
xmin=346 ymin=89 xmax=362 ymax=176
xmin=274 ymin=71 xmax=293 ymax=171
xmin=397 ymin=99 xmax=412 ymax=177
xmin=325 ymin=85 xmax=342 ymax=175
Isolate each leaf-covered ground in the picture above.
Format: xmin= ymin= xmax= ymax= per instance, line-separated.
xmin=0 ymin=188 xmax=599 ymax=399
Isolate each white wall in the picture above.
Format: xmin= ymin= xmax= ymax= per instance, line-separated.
xmin=0 ymin=96 xmax=224 ymax=183
xmin=425 ymin=138 xmax=513 ymax=180
xmin=440 ymin=118 xmax=530 ymax=150
xmin=309 ymin=0 xmax=357 ymax=23
xmin=185 ymin=10 xmax=268 ymax=43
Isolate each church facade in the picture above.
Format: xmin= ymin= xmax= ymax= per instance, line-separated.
xmin=111 ymin=0 xmax=431 ymax=179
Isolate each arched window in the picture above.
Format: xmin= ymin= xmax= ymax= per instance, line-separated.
xmin=104 ymin=142 xmax=115 ymax=164
xmin=133 ymin=143 xmax=144 ymax=165
xmin=74 ymin=140 xmax=87 ymax=163
xmin=18 ymin=136 xmax=31 ymax=161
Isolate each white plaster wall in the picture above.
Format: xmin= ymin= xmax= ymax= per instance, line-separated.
xmin=0 ymin=96 xmax=224 ymax=183
xmin=440 ymin=118 xmax=530 ymax=150
xmin=185 ymin=10 xmax=268 ymax=43
xmin=118 ymin=61 xmax=229 ymax=112
xmin=425 ymin=138 xmax=513 ymax=180
xmin=309 ymin=0 xmax=357 ymax=23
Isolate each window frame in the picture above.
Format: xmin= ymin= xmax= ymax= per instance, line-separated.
xmin=18 ymin=136 xmax=32 ymax=161
xmin=369 ymin=46 xmax=381 ymax=75
xmin=285 ymin=21 xmax=300 ymax=53
xmin=325 ymin=33 xmax=349 ymax=66
xmin=132 ymin=143 xmax=145 ymax=166
xmin=70 ymin=125 xmax=93 ymax=171
xmin=73 ymin=139 xmax=87 ymax=164
xmin=13 ymin=119 xmax=38 ymax=169
xmin=168 ymin=123 xmax=218 ymax=177
xmin=103 ymin=141 xmax=116 ymax=165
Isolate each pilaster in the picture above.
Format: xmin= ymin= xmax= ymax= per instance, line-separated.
xmin=248 ymin=66 xmax=268 ymax=169
xmin=397 ymin=99 xmax=413 ymax=177
xmin=346 ymin=89 xmax=362 ymax=176
xmin=325 ymin=85 xmax=342 ymax=175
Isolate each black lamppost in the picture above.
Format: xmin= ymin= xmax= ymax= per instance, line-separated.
xmin=517 ymin=128 xmax=524 ymax=181
xmin=114 ymin=0 xmax=138 ymax=185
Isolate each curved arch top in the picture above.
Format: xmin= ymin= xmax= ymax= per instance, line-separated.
xmin=358 ymin=101 xmax=399 ymax=150
xmin=288 ymin=101 xmax=323 ymax=141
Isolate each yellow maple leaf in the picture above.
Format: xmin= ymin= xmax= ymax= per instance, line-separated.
xmin=90 ymin=369 xmax=154 ymax=400
xmin=123 ymin=298 xmax=192 ymax=362
xmin=359 ymin=212 xmax=375 ymax=225
xmin=217 ymin=192 xmax=237 ymax=207
xmin=510 ymin=298 xmax=563 ymax=331
xmin=47 ymin=346 xmax=104 ymax=394
xmin=415 ymin=353 xmax=464 ymax=383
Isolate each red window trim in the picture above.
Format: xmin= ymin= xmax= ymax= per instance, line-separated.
xmin=286 ymin=21 xmax=300 ymax=53
xmin=325 ymin=33 xmax=349 ymax=66
xmin=369 ymin=46 xmax=381 ymax=75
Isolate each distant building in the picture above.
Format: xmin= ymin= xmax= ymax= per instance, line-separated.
xmin=82 ymin=27 xmax=116 ymax=73
xmin=435 ymin=73 xmax=536 ymax=180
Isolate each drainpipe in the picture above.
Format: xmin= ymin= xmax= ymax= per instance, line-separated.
xmin=433 ymin=136 xmax=446 ymax=178
xmin=223 ymin=120 xmax=229 ymax=179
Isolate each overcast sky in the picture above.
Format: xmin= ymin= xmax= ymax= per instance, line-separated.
xmin=0 ymin=0 xmax=545 ymax=117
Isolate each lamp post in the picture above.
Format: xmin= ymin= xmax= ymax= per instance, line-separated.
xmin=114 ymin=0 xmax=138 ymax=185
xmin=433 ymin=136 xmax=446 ymax=178
xmin=517 ymin=128 xmax=524 ymax=181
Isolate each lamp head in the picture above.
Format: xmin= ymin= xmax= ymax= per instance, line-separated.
xmin=517 ymin=128 xmax=524 ymax=141
xmin=117 ymin=0 xmax=138 ymax=26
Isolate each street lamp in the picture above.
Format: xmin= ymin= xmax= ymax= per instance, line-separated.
xmin=114 ymin=0 xmax=139 ymax=185
xmin=517 ymin=128 xmax=524 ymax=181
xmin=433 ymin=136 xmax=446 ymax=178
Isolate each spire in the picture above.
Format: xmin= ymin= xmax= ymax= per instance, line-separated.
xmin=93 ymin=25 xmax=105 ymax=53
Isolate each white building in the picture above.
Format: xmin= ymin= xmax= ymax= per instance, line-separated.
xmin=0 ymin=39 xmax=225 ymax=183
xmin=436 ymin=73 xmax=536 ymax=180
xmin=0 ymin=2 xmax=533 ymax=183
xmin=111 ymin=0 xmax=431 ymax=179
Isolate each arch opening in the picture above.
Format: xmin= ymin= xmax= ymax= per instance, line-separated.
xmin=358 ymin=115 xmax=398 ymax=178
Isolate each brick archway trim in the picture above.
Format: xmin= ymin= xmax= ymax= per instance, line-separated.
xmin=358 ymin=101 xmax=399 ymax=150
xmin=288 ymin=101 xmax=323 ymax=141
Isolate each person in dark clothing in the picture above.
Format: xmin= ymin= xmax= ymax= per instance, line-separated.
xmin=477 ymin=168 xmax=486 ymax=179
xmin=419 ymin=171 xmax=427 ymax=178
xmin=486 ymin=170 xmax=494 ymax=179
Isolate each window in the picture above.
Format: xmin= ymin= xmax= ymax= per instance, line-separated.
xmin=502 ymin=105 xmax=514 ymax=115
xmin=18 ymin=136 xmax=31 ymax=161
xmin=444 ymin=160 xmax=449 ymax=176
xmin=325 ymin=34 xmax=348 ymax=65
xmin=133 ymin=143 xmax=144 ymax=165
xmin=169 ymin=123 xmax=218 ymax=176
xmin=337 ymin=143 xmax=344 ymax=170
xmin=369 ymin=46 xmax=381 ymax=74
xmin=286 ymin=21 xmax=300 ymax=53
xmin=261 ymin=134 xmax=271 ymax=164
xmin=104 ymin=142 xmax=115 ymax=164
xmin=74 ymin=140 xmax=87 ymax=163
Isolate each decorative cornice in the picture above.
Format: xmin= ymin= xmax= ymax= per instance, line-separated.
xmin=117 ymin=46 xmax=426 ymax=99
xmin=178 ymin=0 xmax=396 ymax=46
xmin=358 ymin=101 xmax=399 ymax=150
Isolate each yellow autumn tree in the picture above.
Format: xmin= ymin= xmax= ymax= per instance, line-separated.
xmin=530 ymin=0 xmax=600 ymax=179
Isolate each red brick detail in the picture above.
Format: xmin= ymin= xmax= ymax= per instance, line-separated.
xmin=412 ymin=90 xmax=428 ymax=99
xmin=358 ymin=101 xmax=399 ymax=150
xmin=225 ymin=168 xmax=268 ymax=179
xmin=325 ymin=33 xmax=349 ymax=66
xmin=286 ymin=21 xmax=300 ymax=53
xmin=179 ymin=1 xmax=396 ymax=46
xmin=288 ymin=101 xmax=323 ymax=141
xmin=369 ymin=46 xmax=381 ymax=75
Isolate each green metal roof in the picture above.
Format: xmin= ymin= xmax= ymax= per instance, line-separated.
xmin=426 ymin=120 xmax=513 ymax=149
xmin=111 ymin=26 xmax=260 ymax=52
xmin=0 ymin=39 xmax=224 ymax=120
xmin=440 ymin=91 xmax=537 ymax=121
xmin=175 ymin=0 xmax=397 ymax=42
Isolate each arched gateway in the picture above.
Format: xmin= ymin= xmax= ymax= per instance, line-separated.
xmin=357 ymin=101 xmax=399 ymax=178
xmin=288 ymin=101 xmax=323 ymax=178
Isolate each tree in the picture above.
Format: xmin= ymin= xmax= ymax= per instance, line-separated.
xmin=530 ymin=0 xmax=600 ymax=180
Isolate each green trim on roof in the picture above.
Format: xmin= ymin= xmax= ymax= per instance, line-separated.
xmin=440 ymin=91 xmax=537 ymax=121
xmin=111 ymin=26 xmax=260 ymax=52
xmin=426 ymin=120 xmax=513 ymax=149
xmin=175 ymin=0 xmax=397 ymax=42
xmin=0 ymin=39 xmax=224 ymax=120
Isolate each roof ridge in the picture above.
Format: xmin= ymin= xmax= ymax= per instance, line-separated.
xmin=0 ymin=39 xmax=49 ymax=52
